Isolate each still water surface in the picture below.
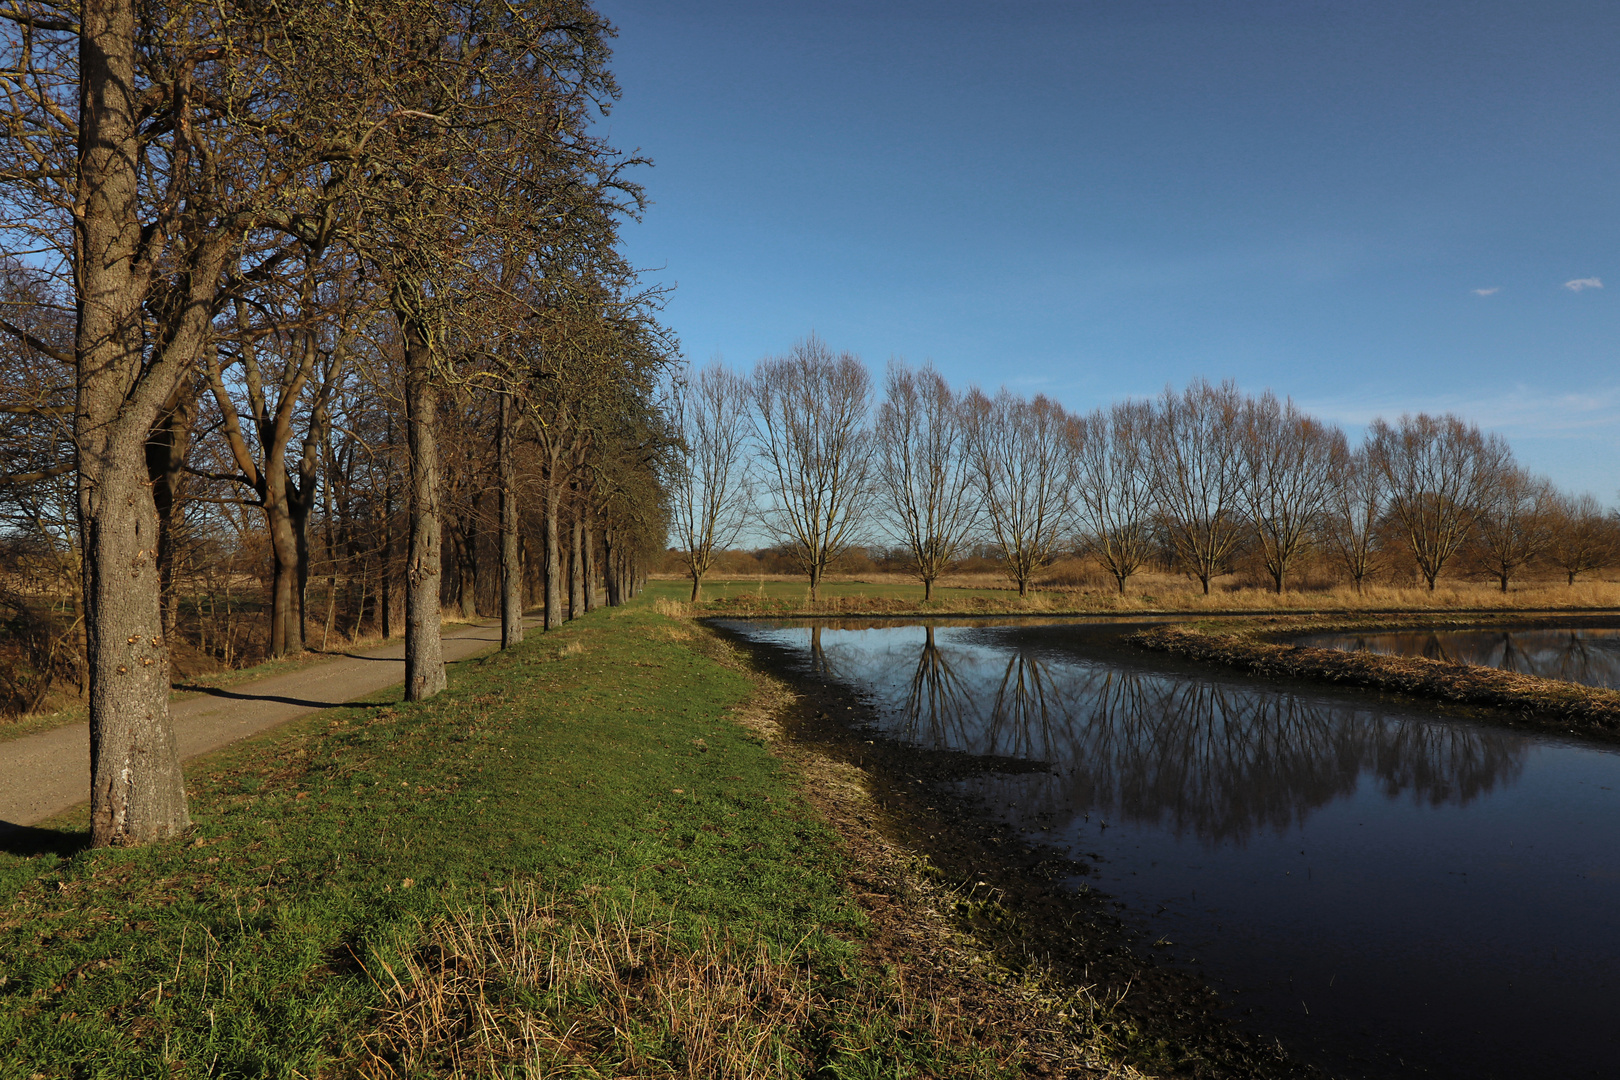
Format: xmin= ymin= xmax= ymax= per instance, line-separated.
xmin=1296 ymin=626 xmax=1620 ymax=690
xmin=724 ymin=618 xmax=1620 ymax=1079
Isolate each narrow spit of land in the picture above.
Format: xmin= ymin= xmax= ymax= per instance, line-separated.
xmin=0 ymin=618 xmax=533 ymax=831
xmin=1128 ymin=616 xmax=1620 ymax=739
xmin=3 ymin=604 xmax=1242 ymax=1078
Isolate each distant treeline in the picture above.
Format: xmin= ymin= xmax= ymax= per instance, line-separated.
xmin=668 ymin=334 xmax=1616 ymax=600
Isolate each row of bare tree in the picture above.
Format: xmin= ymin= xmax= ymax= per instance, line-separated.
xmin=0 ymin=1 xmax=674 ymax=846
xmin=669 ymin=336 xmax=1615 ymax=600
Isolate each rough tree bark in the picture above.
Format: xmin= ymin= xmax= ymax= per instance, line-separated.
xmin=498 ymin=390 xmax=523 ymax=647
xmin=396 ymin=300 xmax=446 ymax=700
xmin=583 ymin=505 xmax=597 ymax=611
xmin=77 ymin=0 xmax=211 ymax=845
xmin=543 ymin=468 xmax=563 ymax=628
xmin=569 ymin=504 xmax=584 ymax=619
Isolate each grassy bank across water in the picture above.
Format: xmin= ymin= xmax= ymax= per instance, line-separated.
xmin=1128 ymin=621 xmax=1620 ymax=738
xmin=646 ymin=575 xmax=1620 ymax=621
xmin=0 ymin=604 xmax=1150 ymax=1077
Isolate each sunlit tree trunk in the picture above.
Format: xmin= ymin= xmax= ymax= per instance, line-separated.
xmin=498 ymin=391 xmax=523 ymax=647
xmin=77 ymin=0 xmax=195 ymax=845
xmin=397 ymin=302 xmax=446 ymax=700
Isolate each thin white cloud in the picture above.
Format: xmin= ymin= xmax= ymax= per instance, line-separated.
xmin=1302 ymin=384 xmax=1620 ymax=441
xmin=1564 ymin=277 xmax=1603 ymax=292
xmin=1472 ymin=287 xmax=1500 ymax=296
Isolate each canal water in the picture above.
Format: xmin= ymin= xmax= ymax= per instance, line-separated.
xmin=1295 ymin=626 xmax=1620 ymax=690
xmin=721 ymin=618 xmax=1620 ymax=1079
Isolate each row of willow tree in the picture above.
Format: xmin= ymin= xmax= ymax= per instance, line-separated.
xmin=670 ymin=335 xmax=1617 ymax=601
xmin=0 ymin=1 xmax=674 ymax=847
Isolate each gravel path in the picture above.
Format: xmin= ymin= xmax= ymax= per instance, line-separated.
xmin=0 ymin=619 xmax=529 ymax=831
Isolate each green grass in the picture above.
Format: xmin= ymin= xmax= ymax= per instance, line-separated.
xmin=0 ymin=605 xmax=1017 ymax=1078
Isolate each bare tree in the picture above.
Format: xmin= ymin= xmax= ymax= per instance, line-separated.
xmin=1070 ymin=400 xmax=1156 ymax=594
xmin=1324 ymin=440 xmax=1386 ymax=594
xmin=669 ymin=361 xmax=753 ymax=601
xmin=1545 ymin=492 xmax=1619 ymax=586
xmin=750 ymin=334 xmax=873 ymax=600
xmin=1369 ymin=413 xmax=1510 ymax=591
xmin=2 ymin=0 xmax=298 ymax=845
xmin=1239 ymin=391 xmax=1342 ymax=593
xmin=873 ymin=361 xmax=977 ymax=602
xmin=962 ymin=389 xmax=1071 ymax=596
xmin=1148 ymin=380 xmax=1247 ymax=595
xmin=1470 ymin=468 xmax=1556 ymax=593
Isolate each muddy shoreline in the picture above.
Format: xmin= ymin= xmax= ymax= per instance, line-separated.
xmin=713 ymin=620 xmax=1323 ymax=1079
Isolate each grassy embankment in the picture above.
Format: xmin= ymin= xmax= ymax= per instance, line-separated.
xmin=650 ymin=573 xmax=1620 ymax=619
xmin=1127 ymin=618 xmax=1620 ymax=739
xmin=0 ymin=604 xmax=1140 ymax=1078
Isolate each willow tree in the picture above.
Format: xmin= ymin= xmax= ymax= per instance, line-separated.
xmin=1238 ymin=391 xmax=1342 ymax=594
xmin=1324 ymin=440 xmax=1386 ymax=594
xmin=873 ymin=361 xmax=976 ymax=602
xmin=963 ymin=388 xmax=1071 ymax=596
xmin=1369 ymin=413 xmax=1510 ymax=591
xmin=669 ymin=362 xmax=752 ymax=601
xmin=750 ymin=334 xmax=874 ymax=601
xmin=1546 ymin=493 xmax=1619 ymax=587
xmin=1071 ymin=400 xmax=1156 ymax=594
xmin=1148 ymin=380 xmax=1247 ymax=595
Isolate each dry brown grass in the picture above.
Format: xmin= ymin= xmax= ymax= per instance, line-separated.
xmin=360 ymin=888 xmax=813 ymax=1078
xmin=662 ymin=571 xmax=1620 ymax=617
xmin=356 ymin=883 xmax=1072 ymax=1079
xmin=651 ymin=597 xmax=692 ymax=619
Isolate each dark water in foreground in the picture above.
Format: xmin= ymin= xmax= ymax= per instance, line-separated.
xmin=723 ymin=619 xmax=1620 ymax=1079
xmin=1296 ymin=626 xmax=1620 ymax=690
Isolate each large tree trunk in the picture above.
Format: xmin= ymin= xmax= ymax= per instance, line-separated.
xmin=583 ymin=507 xmax=598 ymax=612
xmin=543 ymin=473 xmax=563 ymax=629
xmin=602 ymin=529 xmax=621 ymax=606
xmin=379 ymin=493 xmax=393 ymax=640
xmin=498 ymin=392 xmax=523 ymax=647
xmin=147 ymin=383 xmax=194 ymax=640
xmin=290 ymin=486 xmax=312 ymax=650
xmin=398 ymin=306 xmax=446 ymax=700
xmin=76 ymin=0 xmax=190 ymax=845
xmin=569 ymin=510 xmax=584 ymax=618
xmin=264 ymin=464 xmax=301 ymax=657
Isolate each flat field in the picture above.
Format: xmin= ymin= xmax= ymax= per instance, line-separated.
xmin=648 ymin=571 xmax=1620 ymax=618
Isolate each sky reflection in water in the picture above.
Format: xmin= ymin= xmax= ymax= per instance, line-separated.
xmin=728 ymin=619 xmax=1620 ymax=1080
xmin=1296 ymin=626 xmax=1620 ymax=690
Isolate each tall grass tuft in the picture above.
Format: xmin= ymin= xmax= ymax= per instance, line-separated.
xmin=358 ymin=887 xmax=1016 ymax=1078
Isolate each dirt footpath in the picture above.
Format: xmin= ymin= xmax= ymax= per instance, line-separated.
xmin=0 ymin=619 xmax=530 ymax=830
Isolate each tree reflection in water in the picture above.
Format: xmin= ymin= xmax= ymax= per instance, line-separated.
xmin=822 ymin=625 xmax=1527 ymax=847
xmin=1306 ymin=627 xmax=1620 ymax=691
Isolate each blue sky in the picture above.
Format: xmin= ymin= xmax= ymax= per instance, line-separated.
xmin=594 ymin=0 xmax=1620 ymax=500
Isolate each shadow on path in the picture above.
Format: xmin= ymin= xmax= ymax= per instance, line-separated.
xmin=168 ymin=684 xmax=387 ymax=710
xmin=0 ymin=820 xmax=90 ymax=858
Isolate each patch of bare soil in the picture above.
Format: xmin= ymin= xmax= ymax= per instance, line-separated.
xmin=698 ymin=625 xmax=1319 ymax=1080
xmin=1129 ymin=624 xmax=1620 ymax=739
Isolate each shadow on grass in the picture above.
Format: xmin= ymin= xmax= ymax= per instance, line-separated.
xmin=0 ymin=820 xmax=89 ymax=858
